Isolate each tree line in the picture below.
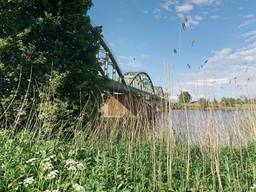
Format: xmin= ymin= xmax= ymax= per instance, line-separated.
xmin=176 ymin=91 xmax=255 ymax=109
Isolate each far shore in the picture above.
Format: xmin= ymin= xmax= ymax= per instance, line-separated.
xmin=167 ymin=103 xmax=256 ymax=111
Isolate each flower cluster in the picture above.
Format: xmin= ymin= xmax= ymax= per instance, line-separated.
xmin=23 ymin=177 xmax=34 ymax=187
xmin=43 ymin=189 xmax=60 ymax=192
xmin=73 ymin=183 xmax=85 ymax=192
xmin=42 ymin=160 xmax=54 ymax=171
xmin=65 ymin=159 xmax=84 ymax=172
xmin=47 ymin=170 xmax=59 ymax=180
xmin=23 ymin=155 xmax=86 ymax=191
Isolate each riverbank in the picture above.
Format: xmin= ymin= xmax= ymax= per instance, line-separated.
xmin=0 ymin=129 xmax=255 ymax=191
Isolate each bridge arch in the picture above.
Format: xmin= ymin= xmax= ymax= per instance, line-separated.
xmin=93 ymin=28 xmax=164 ymax=98
xmin=154 ymin=86 xmax=164 ymax=98
xmin=98 ymin=36 xmax=127 ymax=85
xmin=123 ymin=72 xmax=155 ymax=95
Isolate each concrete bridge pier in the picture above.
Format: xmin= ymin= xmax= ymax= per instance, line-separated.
xmin=102 ymin=93 xmax=157 ymax=119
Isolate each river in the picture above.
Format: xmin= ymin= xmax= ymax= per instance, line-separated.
xmin=159 ymin=109 xmax=256 ymax=145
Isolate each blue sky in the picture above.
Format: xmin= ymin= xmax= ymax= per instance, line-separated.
xmin=89 ymin=0 xmax=256 ymax=101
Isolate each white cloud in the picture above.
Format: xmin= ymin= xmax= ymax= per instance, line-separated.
xmin=177 ymin=41 xmax=256 ymax=99
xmin=205 ymin=48 xmax=233 ymax=68
xmin=155 ymin=0 xmax=222 ymax=26
xmin=161 ymin=0 xmax=175 ymax=10
xmin=204 ymin=43 xmax=256 ymax=70
xmin=210 ymin=15 xmax=220 ymax=19
xmin=241 ymin=30 xmax=256 ymax=42
xmin=153 ymin=8 xmax=162 ymax=19
xmin=244 ymin=14 xmax=255 ymax=19
xmin=142 ymin=10 xmax=149 ymax=14
xmin=189 ymin=15 xmax=203 ymax=25
xmin=190 ymin=0 xmax=209 ymax=5
xmin=239 ymin=14 xmax=256 ymax=28
xmin=201 ymin=43 xmax=256 ymax=82
xmin=180 ymin=78 xmax=229 ymax=87
xmin=229 ymin=45 xmax=256 ymax=62
xmin=118 ymin=56 xmax=142 ymax=69
xmin=176 ymin=3 xmax=194 ymax=14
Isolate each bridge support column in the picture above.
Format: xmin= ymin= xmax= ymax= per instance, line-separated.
xmin=102 ymin=94 xmax=157 ymax=119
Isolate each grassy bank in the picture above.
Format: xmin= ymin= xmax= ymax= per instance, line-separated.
xmin=0 ymin=128 xmax=255 ymax=192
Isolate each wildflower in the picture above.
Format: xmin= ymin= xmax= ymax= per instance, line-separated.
xmin=26 ymin=158 xmax=38 ymax=164
xmin=65 ymin=159 xmax=78 ymax=166
xmin=42 ymin=161 xmax=53 ymax=171
xmin=48 ymin=155 xmax=57 ymax=160
xmin=76 ymin=163 xmax=84 ymax=170
xmin=47 ymin=170 xmax=59 ymax=179
xmin=65 ymin=159 xmax=84 ymax=172
xmin=42 ymin=158 xmax=51 ymax=162
xmin=23 ymin=177 xmax=34 ymax=187
xmin=67 ymin=165 xmax=77 ymax=171
xmin=68 ymin=150 xmax=76 ymax=156
xmin=73 ymin=183 xmax=84 ymax=192
xmin=52 ymin=190 xmax=60 ymax=192
xmin=251 ymin=183 xmax=256 ymax=190
xmin=37 ymin=17 xmax=44 ymax=24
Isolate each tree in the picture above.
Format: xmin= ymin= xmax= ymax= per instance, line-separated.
xmin=220 ymin=97 xmax=236 ymax=107
xmin=178 ymin=91 xmax=192 ymax=104
xmin=0 ymin=0 xmax=103 ymax=130
xmin=198 ymin=98 xmax=209 ymax=109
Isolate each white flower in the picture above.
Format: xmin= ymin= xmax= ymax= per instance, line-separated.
xmin=23 ymin=177 xmax=34 ymax=187
xmin=47 ymin=170 xmax=59 ymax=179
xmin=67 ymin=165 xmax=77 ymax=171
xmin=48 ymin=155 xmax=57 ymax=160
xmin=68 ymin=150 xmax=76 ymax=156
xmin=37 ymin=17 xmax=44 ymax=24
xmin=73 ymin=183 xmax=84 ymax=192
xmin=42 ymin=161 xmax=53 ymax=171
xmin=65 ymin=159 xmax=84 ymax=172
xmin=43 ymin=190 xmax=60 ymax=192
xmin=76 ymin=163 xmax=84 ymax=170
xmin=42 ymin=158 xmax=51 ymax=162
xmin=251 ymin=183 xmax=256 ymax=190
xmin=52 ymin=190 xmax=60 ymax=192
xmin=26 ymin=158 xmax=38 ymax=164
xmin=65 ymin=159 xmax=78 ymax=166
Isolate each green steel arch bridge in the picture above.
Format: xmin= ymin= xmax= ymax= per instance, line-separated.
xmin=97 ymin=35 xmax=165 ymax=100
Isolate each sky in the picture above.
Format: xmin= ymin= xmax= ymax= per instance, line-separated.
xmin=89 ymin=0 xmax=256 ymax=101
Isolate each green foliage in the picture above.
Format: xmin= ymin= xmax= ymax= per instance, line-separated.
xmin=220 ymin=97 xmax=237 ymax=107
xmin=198 ymin=98 xmax=209 ymax=109
xmin=0 ymin=0 xmax=103 ymax=130
xmin=178 ymin=91 xmax=192 ymax=104
xmin=0 ymin=130 xmax=255 ymax=191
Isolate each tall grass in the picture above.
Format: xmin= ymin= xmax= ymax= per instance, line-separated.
xmin=1 ymin=64 xmax=256 ymax=191
xmin=0 ymin=101 xmax=256 ymax=191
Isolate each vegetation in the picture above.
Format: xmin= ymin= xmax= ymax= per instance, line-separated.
xmin=178 ymin=91 xmax=192 ymax=104
xmin=1 ymin=1 xmax=256 ymax=192
xmin=0 ymin=0 xmax=103 ymax=132
xmin=172 ymin=95 xmax=256 ymax=110
xmin=0 ymin=124 xmax=255 ymax=192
